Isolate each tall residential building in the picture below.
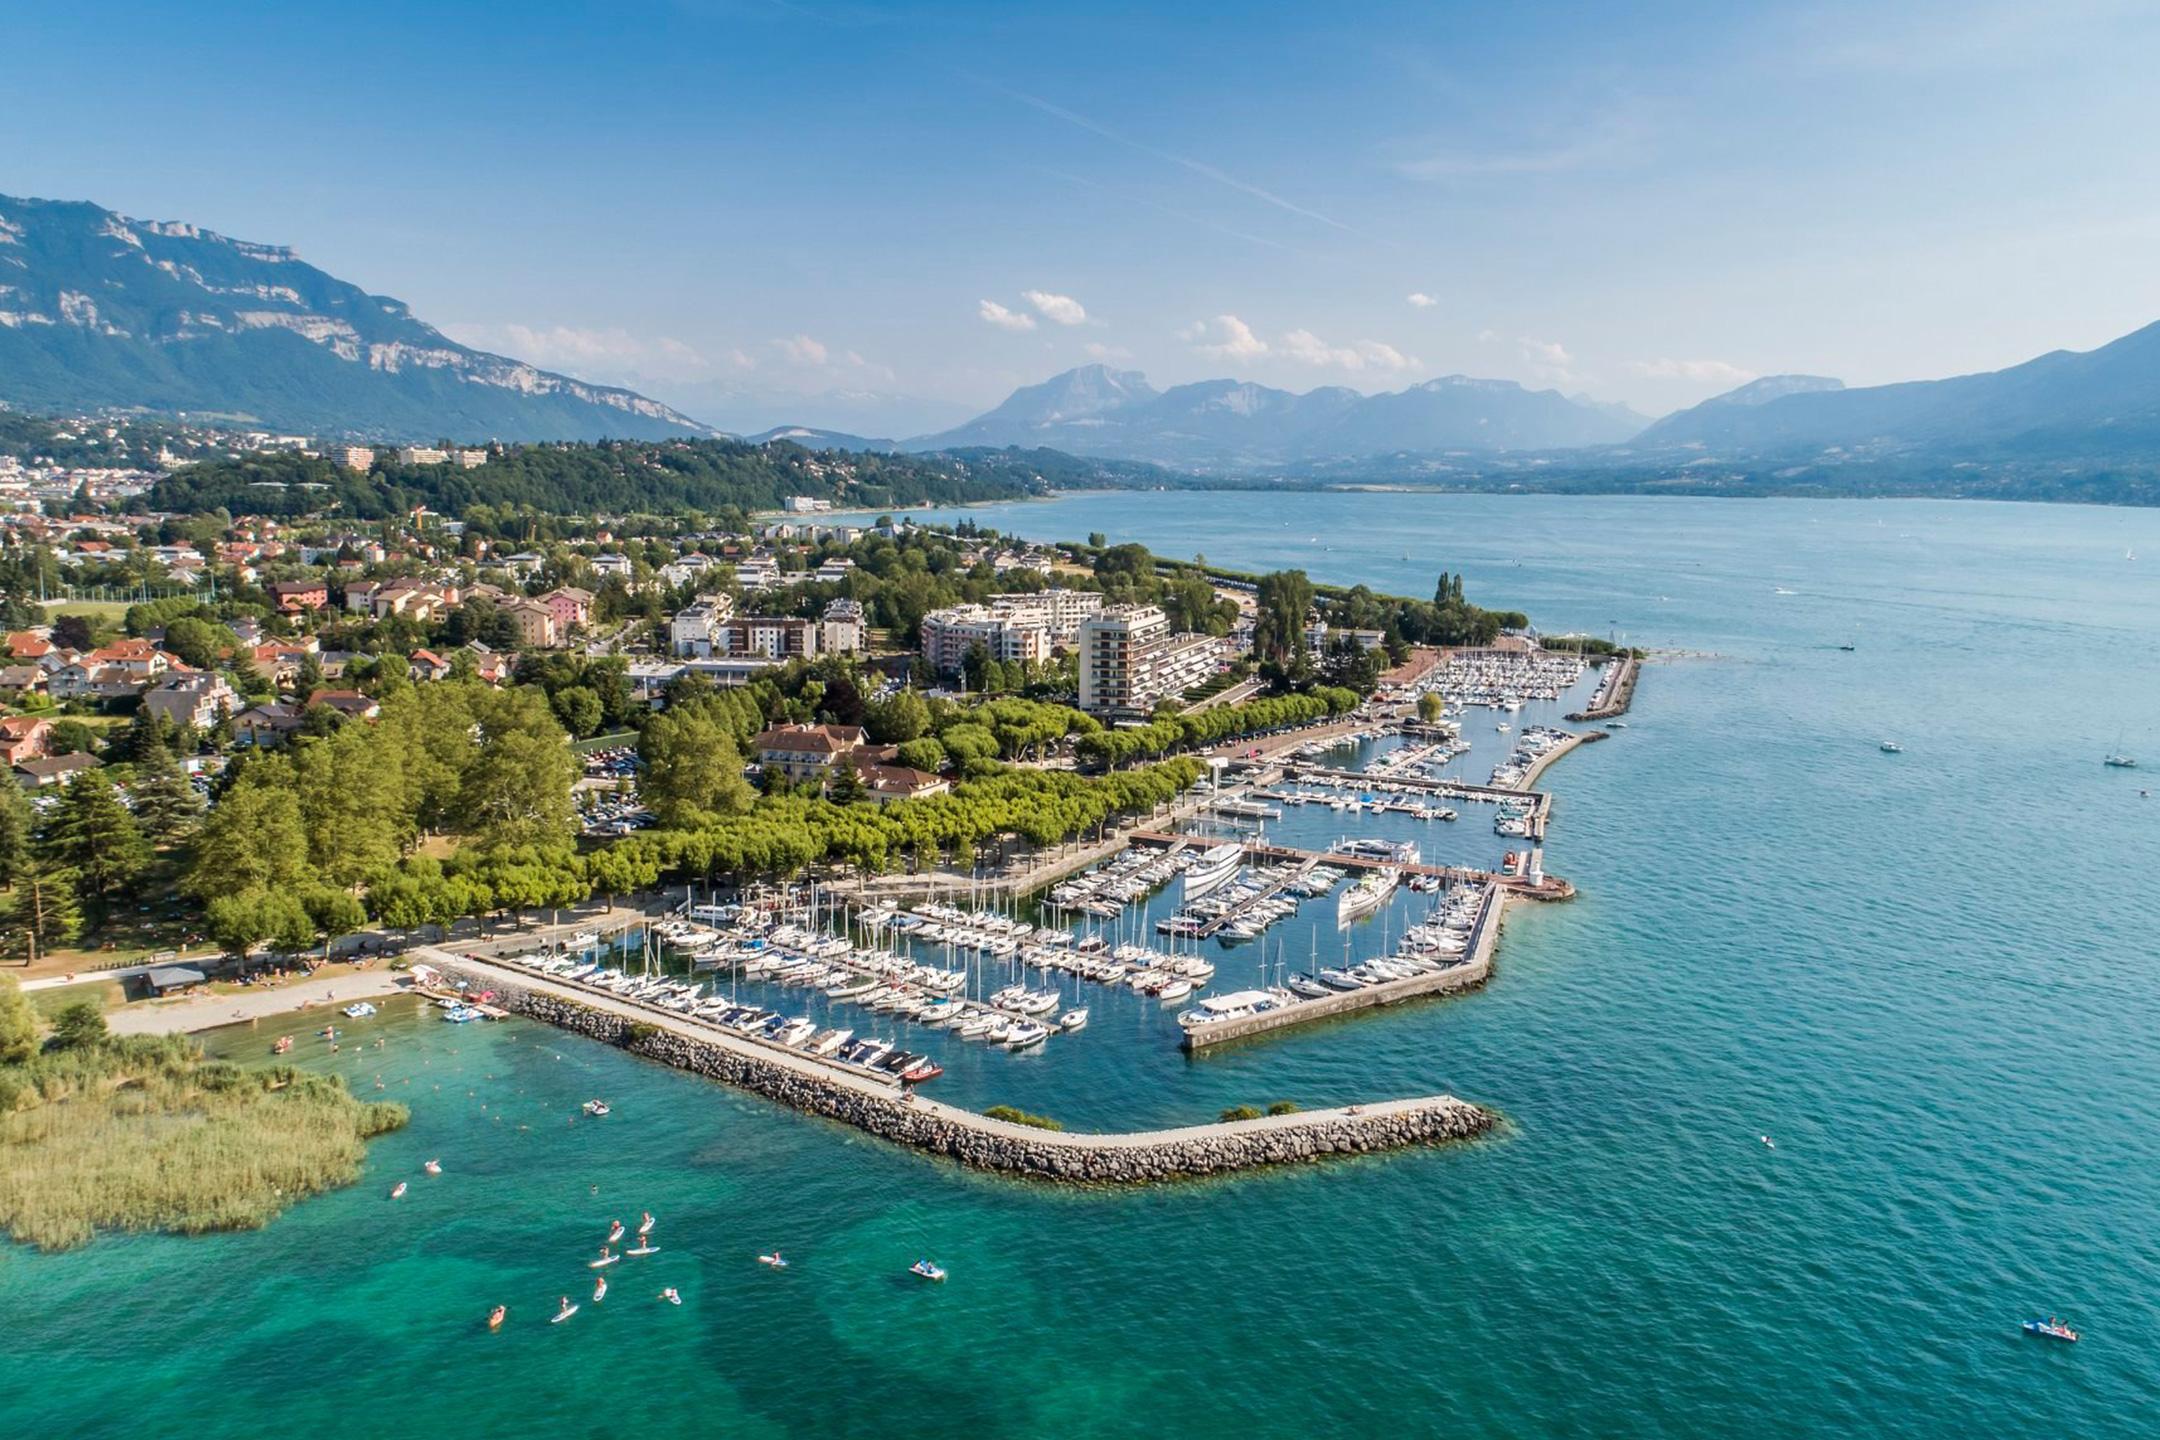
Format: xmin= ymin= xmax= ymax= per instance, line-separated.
xmin=396 ymin=445 xmax=449 ymax=465
xmin=329 ymin=444 xmax=376 ymax=470
xmin=919 ymin=604 xmax=1049 ymax=676
xmin=1077 ymin=604 xmax=1221 ymax=715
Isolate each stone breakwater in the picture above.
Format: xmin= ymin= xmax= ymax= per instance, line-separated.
xmin=432 ymin=957 xmax=1494 ymax=1183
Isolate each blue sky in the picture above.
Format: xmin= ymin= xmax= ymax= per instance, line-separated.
xmin=10 ymin=0 xmax=2160 ymax=434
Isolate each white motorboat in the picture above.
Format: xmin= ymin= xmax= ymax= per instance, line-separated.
xmin=1181 ymin=842 xmax=1244 ymax=899
xmin=1058 ymin=1008 xmax=1089 ymax=1032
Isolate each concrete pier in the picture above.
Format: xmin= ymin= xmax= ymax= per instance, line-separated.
xmin=1180 ymin=885 xmax=1505 ymax=1052
xmin=419 ymin=949 xmax=1494 ymax=1182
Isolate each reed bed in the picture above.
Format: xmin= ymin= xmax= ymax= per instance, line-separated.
xmin=0 ymin=1035 xmax=407 ymax=1251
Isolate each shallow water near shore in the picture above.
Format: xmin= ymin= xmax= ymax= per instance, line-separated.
xmin=9 ymin=493 xmax=2160 ymax=1437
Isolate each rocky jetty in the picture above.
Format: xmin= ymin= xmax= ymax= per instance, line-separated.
xmin=438 ymin=959 xmax=1495 ymax=1183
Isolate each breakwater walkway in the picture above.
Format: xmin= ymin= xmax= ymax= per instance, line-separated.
xmin=1182 ymin=885 xmax=1506 ymax=1052
xmin=419 ymin=949 xmax=1494 ymax=1182
xmin=1124 ymin=831 xmax=1573 ymax=900
xmin=1567 ymin=654 xmax=1639 ymax=721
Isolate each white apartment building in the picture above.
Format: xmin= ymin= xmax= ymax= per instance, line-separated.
xmin=734 ymin=557 xmax=782 ymax=590
xmin=396 ymin=445 xmax=449 ymax=466
xmin=919 ymin=604 xmax=1050 ymax=676
xmin=821 ymin=598 xmax=867 ymax=654
xmin=329 ymin=444 xmax=375 ymax=470
xmin=992 ymin=586 xmax=1102 ymax=642
xmin=814 ymin=557 xmax=856 ymax=584
xmin=1077 ymin=604 xmax=1221 ymax=715
xmin=668 ymin=595 xmax=736 ymax=657
xmin=455 ymin=448 xmax=488 ymax=468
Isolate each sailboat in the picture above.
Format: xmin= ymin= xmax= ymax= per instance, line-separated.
xmin=2105 ymin=729 xmax=2137 ymax=768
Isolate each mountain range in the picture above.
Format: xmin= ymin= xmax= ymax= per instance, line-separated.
xmin=902 ymin=366 xmax=1650 ymax=466
xmin=0 ymin=195 xmax=708 ymax=442
xmin=1631 ymin=323 xmax=2160 ymax=459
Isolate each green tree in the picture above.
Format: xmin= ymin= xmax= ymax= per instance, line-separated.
xmin=828 ymin=756 xmax=866 ymax=803
xmin=639 ymin=702 xmax=753 ymax=827
xmin=863 ymin=689 xmax=930 ymax=744
xmin=0 ymin=975 xmax=36 ymax=1064
xmin=893 ymin=737 xmax=946 ymax=772
xmin=3 ymin=854 xmax=83 ymax=963
xmin=41 ymin=774 xmax=150 ymax=917
xmin=551 ymin=684 xmax=603 ymax=738
xmin=0 ymin=784 xmax=33 ymax=889
xmin=160 ymin=616 xmax=232 ymax=669
xmin=294 ymin=652 xmax=324 ymax=704
xmin=1416 ymin=690 xmax=1445 ymax=724
xmin=48 ymin=998 xmax=106 ymax=1049
xmin=1253 ymin=570 xmax=1316 ymax=670
xmin=186 ymin=781 xmax=310 ymax=898
xmin=129 ymin=734 xmax=204 ymax=844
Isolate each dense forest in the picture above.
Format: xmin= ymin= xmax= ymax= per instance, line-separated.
xmin=140 ymin=438 xmax=1172 ymax=519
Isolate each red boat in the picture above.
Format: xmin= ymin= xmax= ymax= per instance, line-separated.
xmin=900 ymin=1060 xmax=943 ymax=1084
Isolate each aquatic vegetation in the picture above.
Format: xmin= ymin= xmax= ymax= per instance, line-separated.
xmin=0 ymin=1030 xmax=407 ymax=1251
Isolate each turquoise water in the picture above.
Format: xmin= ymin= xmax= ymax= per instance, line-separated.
xmin=10 ymin=494 xmax=2160 ymax=1436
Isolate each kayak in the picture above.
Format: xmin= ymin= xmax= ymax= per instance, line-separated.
xmin=487 ymin=1305 xmax=506 ymax=1331
xmin=551 ymin=1304 xmax=579 ymax=1325
xmin=389 ymin=1182 xmax=407 ymax=1200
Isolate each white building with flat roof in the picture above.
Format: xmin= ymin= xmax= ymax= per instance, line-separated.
xmin=920 ymin=604 xmax=1049 ymax=676
xmin=1077 ymin=604 xmax=1221 ymax=715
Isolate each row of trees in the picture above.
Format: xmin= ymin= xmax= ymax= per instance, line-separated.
xmin=1073 ymin=687 xmax=1360 ymax=767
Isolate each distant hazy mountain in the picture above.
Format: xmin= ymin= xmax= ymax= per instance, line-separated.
xmin=744 ymin=425 xmax=898 ymax=452
xmin=908 ymin=364 xmax=1645 ymax=466
xmin=0 ymin=195 xmax=710 ymax=442
xmin=1637 ymin=324 xmax=2160 ymax=455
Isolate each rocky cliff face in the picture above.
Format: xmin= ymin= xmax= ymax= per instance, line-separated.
xmin=0 ymin=194 xmax=711 ymax=441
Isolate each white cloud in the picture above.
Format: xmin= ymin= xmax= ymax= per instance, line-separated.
xmin=1083 ymin=341 xmax=1133 ymax=360
xmin=1022 ymin=289 xmax=1088 ymax=326
xmin=978 ymin=299 xmax=1036 ymax=332
xmin=1183 ymin=314 xmax=1270 ymax=361
xmin=1407 ymin=292 xmax=1437 ymax=308
xmin=1279 ymin=328 xmax=1418 ymax=373
xmin=1518 ymin=336 xmax=1580 ymax=385
xmin=1184 ymin=315 xmax=1418 ymax=373
xmin=1475 ymin=328 xmax=1499 ymax=343
xmin=1625 ymin=357 xmax=1759 ymax=385
xmin=775 ymin=334 xmax=829 ymax=365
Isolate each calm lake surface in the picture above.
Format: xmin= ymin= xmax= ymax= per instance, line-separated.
xmin=8 ymin=492 xmax=2160 ymax=1437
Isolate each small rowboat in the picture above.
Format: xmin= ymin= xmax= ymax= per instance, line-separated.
xmin=909 ymin=1260 xmax=947 ymax=1282
xmin=2022 ymin=1319 xmax=2079 ymax=1342
xmin=582 ymin=1100 xmax=611 ymax=1117
xmin=757 ymin=1252 xmax=788 ymax=1269
xmin=487 ymin=1305 xmax=506 ymax=1331
xmin=389 ymin=1182 xmax=407 ymax=1200
xmin=551 ymin=1303 xmax=579 ymax=1325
